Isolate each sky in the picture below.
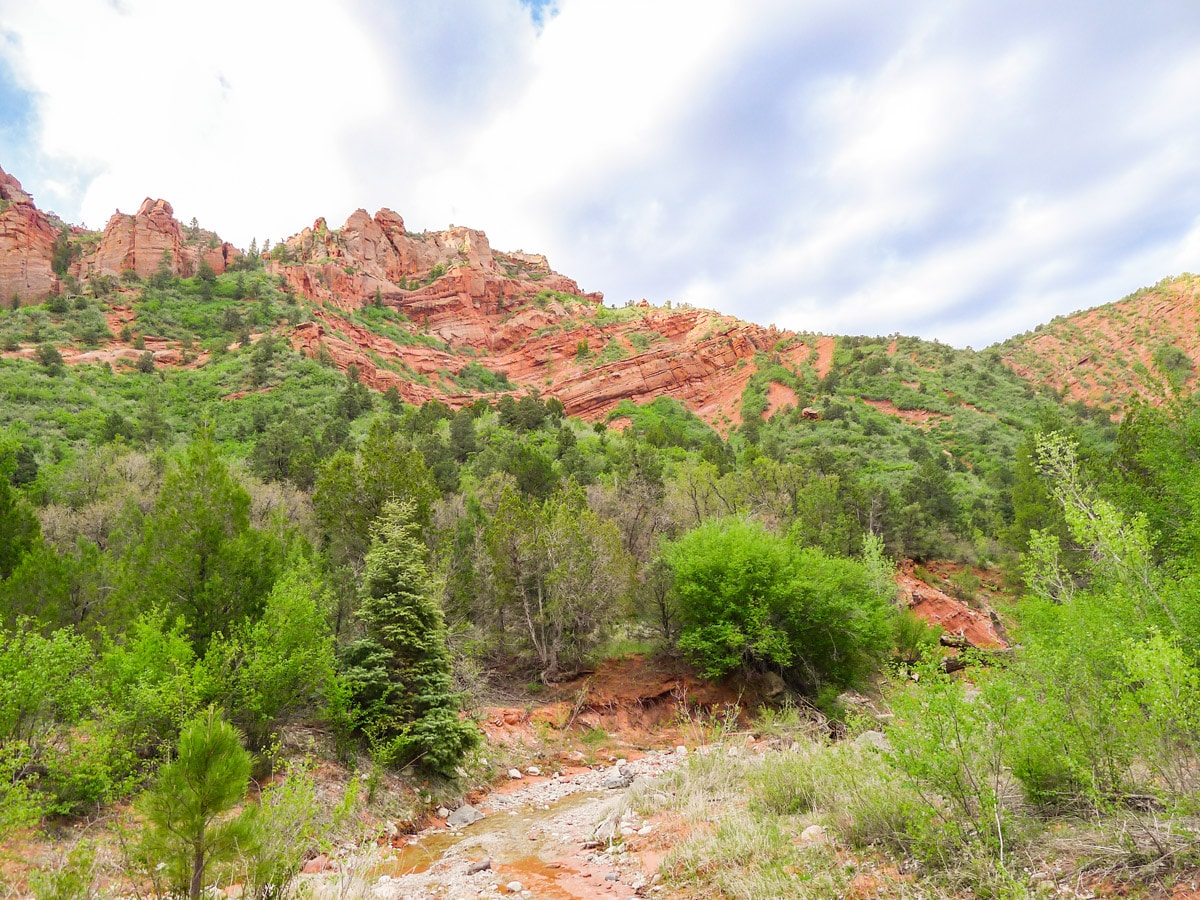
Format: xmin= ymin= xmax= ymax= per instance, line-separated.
xmin=1 ymin=1 xmax=1199 ymax=347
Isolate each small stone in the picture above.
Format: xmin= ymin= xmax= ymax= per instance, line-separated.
xmin=506 ymin=881 xmax=524 ymax=893
xmin=466 ymin=857 xmax=492 ymax=874
xmin=799 ymin=823 xmax=828 ymax=844
xmin=436 ymin=806 xmax=450 ymax=819
xmin=301 ymin=854 xmax=330 ymax=874
xmin=674 ymin=745 xmax=688 ymax=756
xmin=638 ymin=825 xmax=653 ymax=835
xmin=603 ymin=772 xmax=634 ymax=789
xmin=605 ymin=873 xmax=620 ymax=882
xmin=525 ymin=765 xmax=541 ymax=776
xmin=508 ymin=768 xmax=524 ymax=780
xmin=446 ymin=804 xmax=485 ymax=828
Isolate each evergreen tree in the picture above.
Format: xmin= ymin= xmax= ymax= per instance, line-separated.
xmin=0 ymin=439 xmax=39 ymax=579
xmin=448 ymin=408 xmax=477 ymax=462
xmin=342 ymin=501 xmax=478 ymax=775
xmin=139 ymin=707 xmax=254 ymax=900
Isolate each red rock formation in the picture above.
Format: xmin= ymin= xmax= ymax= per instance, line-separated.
xmin=0 ymin=166 xmax=60 ymax=303
xmin=85 ymin=198 xmax=186 ymax=280
xmin=0 ymin=168 xmax=808 ymax=429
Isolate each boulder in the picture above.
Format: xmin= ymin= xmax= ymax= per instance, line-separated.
xmin=446 ymin=804 xmax=484 ymax=828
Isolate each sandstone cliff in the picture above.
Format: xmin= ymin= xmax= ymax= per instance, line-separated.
xmin=0 ymin=166 xmax=60 ymax=303
xmin=80 ymin=198 xmax=239 ymax=281
xmin=0 ymin=167 xmax=802 ymax=429
xmin=269 ymin=206 xmax=800 ymax=428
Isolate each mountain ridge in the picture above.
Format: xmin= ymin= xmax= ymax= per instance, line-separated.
xmin=1 ymin=163 xmax=1196 ymax=429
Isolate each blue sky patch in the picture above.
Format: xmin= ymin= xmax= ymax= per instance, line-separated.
xmin=519 ymin=0 xmax=557 ymax=27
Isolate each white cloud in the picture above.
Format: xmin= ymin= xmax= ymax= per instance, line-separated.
xmin=2 ymin=0 xmax=1199 ymax=346
xmin=1 ymin=0 xmax=385 ymax=237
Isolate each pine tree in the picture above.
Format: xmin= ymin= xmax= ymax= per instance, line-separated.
xmin=343 ymin=501 xmax=478 ymax=775
xmin=140 ymin=707 xmax=255 ymax=900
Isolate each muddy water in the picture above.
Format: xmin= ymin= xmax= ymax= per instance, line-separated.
xmin=375 ymin=790 xmax=603 ymax=879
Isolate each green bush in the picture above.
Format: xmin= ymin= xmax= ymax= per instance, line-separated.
xmin=664 ymin=518 xmax=896 ymax=690
xmin=196 ymin=558 xmax=339 ymax=750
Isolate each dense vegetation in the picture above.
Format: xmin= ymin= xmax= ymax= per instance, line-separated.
xmin=2 ymin=268 xmax=1198 ymax=897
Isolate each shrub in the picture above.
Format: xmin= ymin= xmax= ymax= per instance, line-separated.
xmin=665 ymin=518 xmax=896 ymax=690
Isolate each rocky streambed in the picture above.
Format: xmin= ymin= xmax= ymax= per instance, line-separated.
xmin=302 ymin=747 xmax=691 ymax=899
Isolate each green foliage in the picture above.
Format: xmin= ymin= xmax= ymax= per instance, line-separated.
xmin=139 ymin=706 xmax=255 ymax=900
xmin=1152 ymin=343 xmax=1194 ymax=386
xmin=28 ymin=839 xmax=99 ymax=900
xmin=0 ymin=623 xmax=99 ymax=831
xmin=454 ymin=361 xmax=513 ymax=392
xmin=609 ymin=396 xmax=719 ymax=451
xmin=244 ymin=761 xmax=348 ymax=900
xmin=197 ymin=558 xmax=338 ymax=750
xmin=125 ymin=436 xmax=285 ymax=646
xmin=97 ymin=612 xmax=199 ymax=760
xmin=482 ymin=483 xmax=635 ymax=677
xmin=664 ymin=518 xmax=895 ymax=690
xmin=887 ymin=662 xmax=1019 ymax=863
xmin=343 ymin=501 xmax=478 ymax=775
xmin=0 ymin=437 xmax=40 ymax=580
xmin=313 ymin=420 xmax=439 ymax=569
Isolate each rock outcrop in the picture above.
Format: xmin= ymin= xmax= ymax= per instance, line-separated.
xmin=0 ymin=166 xmax=60 ymax=303
xmin=86 ymin=198 xmax=186 ymax=280
xmin=269 ymin=206 xmax=801 ymax=428
xmin=0 ymin=166 xmax=802 ymax=428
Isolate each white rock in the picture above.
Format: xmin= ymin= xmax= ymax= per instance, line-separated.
xmin=507 ymin=768 xmax=524 ymax=780
xmin=526 ymin=765 xmax=541 ymax=776
xmin=799 ymin=823 xmax=828 ymax=844
xmin=506 ymin=881 xmax=524 ymax=893
xmin=674 ymin=745 xmax=688 ymax=756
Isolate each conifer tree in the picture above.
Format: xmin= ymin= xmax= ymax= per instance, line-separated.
xmin=343 ymin=500 xmax=478 ymax=775
xmin=140 ymin=707 xmax=255 ymax=900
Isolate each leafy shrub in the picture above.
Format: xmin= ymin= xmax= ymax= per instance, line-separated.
xmin=665 ymin=518 xmax=896 ymax=690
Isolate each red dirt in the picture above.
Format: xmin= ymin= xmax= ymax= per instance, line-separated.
xmin=480 ymin=655 xmax=760 ymax=750
xmin=815 ymin=334 xmax=836 ymax=379
xmin=861 ymin=397 xmax=949 ymax=429
xmin=762 ymin=381 xmax=799 ymax=420
xmin=896 ymin=560 xmax=1007 ymax=650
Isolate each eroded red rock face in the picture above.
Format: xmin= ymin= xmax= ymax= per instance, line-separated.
xmin=0 ymin=167 xmax=60 ymax=303
xmin=0 ymin=174 xmax=806 ymax=428
xmin=896 ymin=560 xmax=1008 ymax=650
xmin=86 ymin=198 xmax=185 ymax=279
xmin=270 ymin=207 xmax=808 ymax=429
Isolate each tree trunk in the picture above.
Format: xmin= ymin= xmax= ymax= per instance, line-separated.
xmin=190 ymin=841 xmax=205 ymax=900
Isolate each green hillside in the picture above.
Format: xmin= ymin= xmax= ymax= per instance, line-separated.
xmin=3 ymin=265 xmax=1200 ymax=898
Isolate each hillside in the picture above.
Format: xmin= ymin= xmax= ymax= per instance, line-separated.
xmin=1001 ymin=273 xmax=1200 ymax=410
xmin=0 ymin=165 xmax=798 ymax=432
